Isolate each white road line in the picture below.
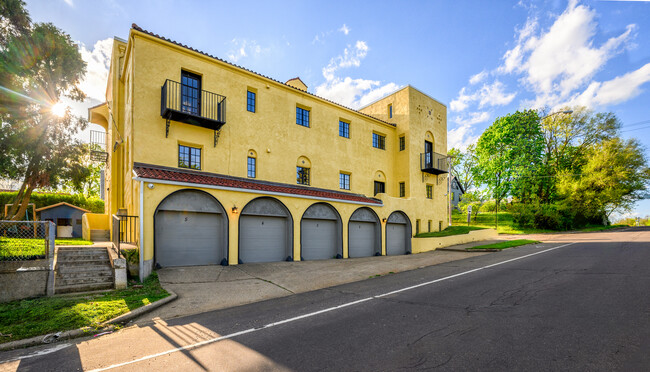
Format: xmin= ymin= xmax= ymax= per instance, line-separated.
xmin=89 ymin=242 xmax=575 ymax=372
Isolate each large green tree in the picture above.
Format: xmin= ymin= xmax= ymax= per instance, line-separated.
xmin=0 ymin=0 xmax=88 ymax=220
xmin=474 ymin=110 xmax=543 ymax=208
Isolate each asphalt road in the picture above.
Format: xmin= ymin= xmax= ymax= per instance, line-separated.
xmin=2 ymin=228 xmax=649 ymax=371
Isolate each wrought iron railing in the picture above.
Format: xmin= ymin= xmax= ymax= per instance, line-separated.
xmin=161 ymin=79 xmax=226 ymax=126
xmin=420 ymin=152 xmax=449 ymax=175
xmin=89 ymin=130 xmax=108 ymax=162
xmin=112 ymin=214 xmax=138 ymax=258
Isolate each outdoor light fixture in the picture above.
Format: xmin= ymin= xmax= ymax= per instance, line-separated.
xmin=147 ymin=183 xmax=154 ymax=189
xmin=382 ymin=218 xmax=387 ymax=223
xmin=232 ymin=206 xmax=238 ymax=214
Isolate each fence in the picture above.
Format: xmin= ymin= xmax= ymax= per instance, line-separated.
xmin=112 ymin=214 xmax=139 ymax=258
xmin=0 ymin=221 xmax=55 ymax=261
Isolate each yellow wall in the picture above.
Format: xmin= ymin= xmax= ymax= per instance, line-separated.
xmin=93 ymin=27 xmax=451 ymax=270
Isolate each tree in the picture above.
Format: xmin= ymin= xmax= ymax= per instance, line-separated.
xmin=448 ymin=144 xmax=477 ymax=192
xmin=0 ymin=2 xmax=88 ymax=220
xmin=557 ymin=138 xmax=650 ymax=222
xmin=474 ymin=110 xmax=543 ymax=208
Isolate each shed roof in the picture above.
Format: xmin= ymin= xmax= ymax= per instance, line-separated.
xmin=35 ymin=202 xmax=91 ymax=213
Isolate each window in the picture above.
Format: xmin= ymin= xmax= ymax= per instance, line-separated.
xmin=181 ymin=71 xmax=201 ymax=115
xmin=428 ymin=220 xmax=432 ymax=232
xmin=451 ymin=192 xmax=455 ymax=200
xmin=399 ymin=136 xmax=405 ymax=151
xmin=247 ymin=90 xmax=256 ymax=113
xmin=76 ymin=219 xmax=82 ymax=225
xmin=179 ymin=144 xmax=201 ymax=170
xmin=339 ymin=120 xmax=349 ymax=138
xmin=247 ymin=157 xmax=256 ymax=178
xmin=374 ymin=181 xmax=385 ymax=195
xmin=339 ymin=173 xmax=350 ymax=190
xmin=388 ymin=104 xmax=393 ymax=118
xmin=426 ymin=184 xmax=433 ymax=199
xmin=399 ymin=182 xmax=405 ymax=197
xmin=372 ymin=133 xmax=386 ymax=150
xmin=297 ymin=166 xmax=310 ymax=185
xmin=296 ymin=106 xmax=310 ymax=127
xmin=424 ymin=140 xmax=433 ymax=167
xmin=416 ymin=219 xmax=420 ymax=234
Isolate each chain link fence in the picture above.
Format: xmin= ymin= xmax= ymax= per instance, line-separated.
xmin=0 ymin=221 xmax=55 ymax=261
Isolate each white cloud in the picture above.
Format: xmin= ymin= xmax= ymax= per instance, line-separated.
xmin=226 ymin=39 xmax=264 ymax=63
xmin=339 ymin=24 xmax=350 ymax=35
xmin=454 ymin=112 xmax=490 ymax=126
xmin=566 ymin=62 xmax=650 ymax=107
xmin=469 ymin=70 xmax=487 ymax=85
xmin=63 ymin=0 xmax=73 ymax=6
xmin=322 ymin=41 xmax=369 ymax=81
xmin=450 ymin=81 xmax=515 ymax=112
xmin=448 ymin=125 xmax=480 ymax=150
xmin=315 ymin=41 xmax=399 ymax=109
xmin=78 ymin=38 xmax=112 ymax=102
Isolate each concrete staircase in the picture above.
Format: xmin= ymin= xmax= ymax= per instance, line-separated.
xmin=90 ymin=229 xmax=110 ymax=242
xmin=55 ymin=246 xmax=114 ymax=294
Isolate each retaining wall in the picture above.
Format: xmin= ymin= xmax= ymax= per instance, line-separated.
xmin=412 ymin=228 xmax=498 ymax=254
xmin=0 ymin=260 xmax=50 ymax=303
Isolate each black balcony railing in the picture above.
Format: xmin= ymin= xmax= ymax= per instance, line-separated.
xmin=420 ymin=152 xmax=449 ymax=175
xmin=161 ymin=79 xmax=226 ymax=133
xmin=89 ymin=130 xmax=108 ymax=162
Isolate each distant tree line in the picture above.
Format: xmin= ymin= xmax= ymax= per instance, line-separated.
xmin=451 ymin=107 xmax=650 ymax=230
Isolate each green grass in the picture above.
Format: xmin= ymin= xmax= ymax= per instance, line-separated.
xmin=0 ymin=272 xmax=169 ymax=343
xmin=415 ymin=225 xmax=486 ymax=238
xmin=0 ymin=237 xmax=93 ymax=259
xmin=579 ymin=224 xmax=627 ymax=232
xmin=467 ymin=239 xmax=540 ymax=250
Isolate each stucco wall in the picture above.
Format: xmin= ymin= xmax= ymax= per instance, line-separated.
xmin=0 ymin=260 xmax=49 ymax=303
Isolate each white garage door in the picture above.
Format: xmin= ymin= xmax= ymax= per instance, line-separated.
xmin=349 ymin=221 xmax=376 ymax=258
xmin=386 ymin=223 xmax=407 ymax=256
xmin=240 ymin=215 xmax=288 ymax=263
xmin=156 ymin=211 xmax=223 ymax=267
xmin=302 ymin=219 xmax=337 ymax=260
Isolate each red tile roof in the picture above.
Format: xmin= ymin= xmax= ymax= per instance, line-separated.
xmin=133 ymin=163 xmax=382 ymax=205
xmin=130 ymin=24 xmax=395 ymax=128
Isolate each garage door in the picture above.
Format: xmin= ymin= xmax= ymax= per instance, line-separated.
xmin=239 ymin=197 xmax=292 ymax=263
xmin=386 ymin=211 xmax=411 ymax=256
xmin=239 ymin=216 xmax=287 ymax=263
xmin=348 ymin=207 xmax=380 ymax=258
xmin=301 ymin=203 xmax=341 ymax=260
xmin=386 ymin=223 xmax=406 ymax=255
xmin=154 ymin=190 xmax=227 ymax=267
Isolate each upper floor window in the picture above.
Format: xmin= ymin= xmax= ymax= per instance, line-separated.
xmin=297 ymin=166 xmax=310 ymax=185
xmin=339 ymin=173 xmax=350 ymax=190
xmin=339 ymin=120 xmax=350 ymax=138
xmin=388 ymin=104 xmax=393 ymax=119
xmin=247 ymin=90 xmax=256 ymax=113
xmin=374 ymin=181 xmax=385 ymax=195
xmin=179 ymin=144 xmax=201 ymax=170
xmin=181 ymin=71 xmax=201 ymax=116
xmin=372 ymin=133 xmax=386 ymax=150
xmin=399 ymin=136 xmax=405 ymax=151
xmin=296 ymin=106 xmax=310 ymax=127
xmin=247 ymin=157 xmax=256 ymax=178
xmin=399 ymin=182 xmax=405 ymax=197
xmin=426 ymin=184 xmax=433 ymax=199
xmin=424 ymin=140 xmax=433 ymax=167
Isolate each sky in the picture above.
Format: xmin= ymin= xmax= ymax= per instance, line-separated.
xmin=23 ymin=0 xmax=650 ymax=220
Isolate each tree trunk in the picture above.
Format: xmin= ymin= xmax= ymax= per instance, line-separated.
xmin=10 ymin=184 xmax=34 ymax=221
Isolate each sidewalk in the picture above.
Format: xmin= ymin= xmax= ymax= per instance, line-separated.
xmin=132 ymin=241 xmax=503 ymax=324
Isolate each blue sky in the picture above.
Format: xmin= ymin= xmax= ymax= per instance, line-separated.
xmin=24 ymin=0 xmax=650 ymax=219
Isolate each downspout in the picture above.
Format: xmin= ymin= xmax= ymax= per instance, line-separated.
xmin=139 ymin=179 xmax=144 ymax=282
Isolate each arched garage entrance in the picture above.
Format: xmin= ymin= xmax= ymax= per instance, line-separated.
xmin=301 ymin=203 xmax=342 ymax=260
xmin=154 ymin=189 xmax=228 ymax=267
xmin=348 ymin=207 xmax=381 ymax=258
xmin=386 ymin=211 xmax=411 ymax=255
xmin=239 ymin=197 xmax=293 ymax=263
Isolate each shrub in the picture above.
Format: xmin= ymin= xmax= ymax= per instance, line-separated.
xmin=0 ymin=192 xmax=104 ymax=219
xmin=482 ymin=200 xmax=497 ymax=212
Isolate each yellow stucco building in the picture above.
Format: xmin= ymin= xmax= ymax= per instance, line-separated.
xmin=87 ymin=24 xmax=449 ymax=278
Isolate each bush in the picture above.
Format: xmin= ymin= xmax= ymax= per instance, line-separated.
xmin=482 ymin=200 xmax=497 ymax=212
xmin=0 ymin=192 xmax=104 ymax=219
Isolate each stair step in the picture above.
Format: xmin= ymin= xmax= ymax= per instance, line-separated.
xmin=90 ymin=230 xmax=110 ymax=242
xmin=58 ymin=255 xmax=109 ymax=262
xmin=56 ymin=269 xmax=113 ymax=279
xmin=55 ymin=282 xmax=113 ymax=294
xmin=56 ymin=276 xmax=114 ymax=287
xmin=56 ymin=264 xmax=113 ymax=273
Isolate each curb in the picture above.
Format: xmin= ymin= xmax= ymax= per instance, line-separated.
xmin=0 ymin=291 xmax=177 ymax=351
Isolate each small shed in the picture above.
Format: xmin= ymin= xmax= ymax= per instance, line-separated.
xmin=36 ymin=202 xmax=90 ymax=238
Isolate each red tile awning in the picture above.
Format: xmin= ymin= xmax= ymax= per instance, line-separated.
xmin=133 ymin=163 xmax=382 ymax=205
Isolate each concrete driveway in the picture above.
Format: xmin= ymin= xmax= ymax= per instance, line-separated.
xmin=134 ymin=249 xmax=488 ymax=323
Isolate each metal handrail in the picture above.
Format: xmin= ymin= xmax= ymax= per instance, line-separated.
xmin=161 ymin=79 xmax=226 ymax=123
xmin=420 ymin=152 xmax=449 ymax=173
xmin=112 ymin=214 xmax=139 ymax=258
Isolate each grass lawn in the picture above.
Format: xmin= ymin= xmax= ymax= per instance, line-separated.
xmin=467 ymin=239 xmax=540 ymax=250
xmin=579 ymin=224 xmax=627 ymax=232
xmin=0 ymin=272 xmax=169 ymax=343
xmin=0 ymin=237 xmax=92 ymax=259
xmin=415 ymin=225 xmax=486 ymax=238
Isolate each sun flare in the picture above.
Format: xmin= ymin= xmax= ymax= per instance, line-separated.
xmin=51 ymin=102 xmax=67 ymax=117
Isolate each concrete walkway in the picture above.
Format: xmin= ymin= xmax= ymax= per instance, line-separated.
xmin=132 ymin=247 xmax=497 ymax=324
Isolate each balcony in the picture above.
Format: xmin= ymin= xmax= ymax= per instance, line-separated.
xmin=161 ymin=79 xmax=226 ymax=134
xmin=420 ymin=152 xmax=449 ymax=175
xmin=89 ymin=129 xmax=107 ymax=162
